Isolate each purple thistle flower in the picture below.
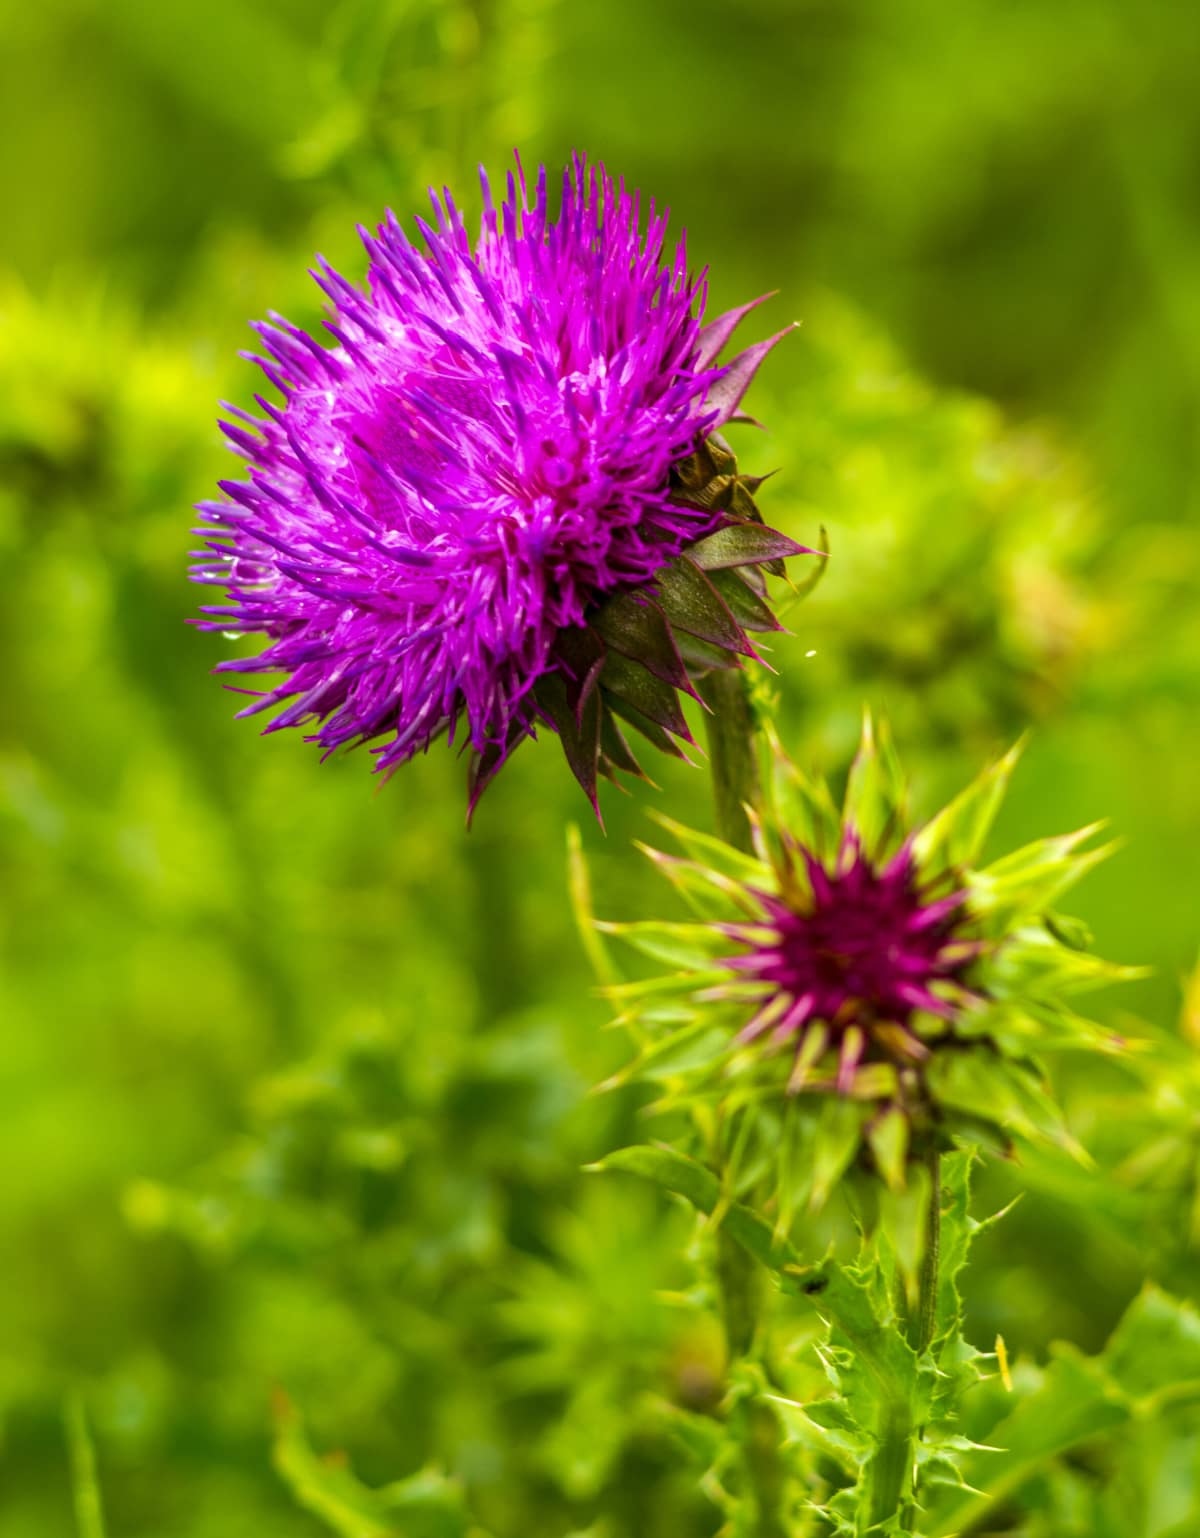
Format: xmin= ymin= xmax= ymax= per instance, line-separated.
xmin=602 ymin=724 xmax=1132 ymax=1192
xmin=719 ymin=831 xmax=979 ymax=1094
xmin=191 ymin=155 xmax=807 ymax=813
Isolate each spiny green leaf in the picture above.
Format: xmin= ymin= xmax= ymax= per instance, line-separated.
xmin=842 ymin=711 xmax=907 ymax=858
xmin=796 ymin=1393 xmax=862 ymax=1442
xmin=780 ymin=1256 xmax=928 ymax=1528
xmin=273 ymin=1397 xmax=474 ymax=1538
xmin=647 ymin=811 xmax=773 ymax=886
xmin=764 ymin=730 xmax=843 ymax=861
xmin=926 ymin=1286 xmax=1200 ymax=1535
xmin=866 ymin=1107 xmax=910 ymax=1192
xmin=597 ymin=1017 xmax=728 ymax=1090
xmin=877 ymin=1163 xmax=930 ymax=1294
xmin=968 ymin=827 xmax=1114 ymax=931
xmin=931 ymin=1151 xmax=977 ymax=1353
xmin=925 ymin=1352 xmax=1122 ymax=1537
xmin=598 ymin=918 xmax=733 ymax=970
xmin=926 ymin=1050 xmax=1089 ymax=1161
xmin=988 ymin=926 xmax=1146 ymax=999
xmin=776 ymin=1102 xmax=819 ymax=1229
xmin=604 ymin=968 xmax=725 ymax=1008
xmin=588 ymin=1143 xmax=803 ymax=1272
xmin=566 ymin=824 xmax=618 ymax=988
xmin=639 ymin=845 xmax=759 ymax=920
xmin=913 ymin=739 xmax=1025 ymax=875
xmin=953 ymin=994 xmax=1121 ymax=1057
xmin=810 ymin=1097 xmax=870 ymax=1209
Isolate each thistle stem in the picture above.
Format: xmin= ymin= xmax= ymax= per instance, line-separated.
xmin=865 ymin=1397 xmax=917 ymax=1534
xmin=698 ymin=667 xmax=761 ymax=854
xmin=65 ymin=1391 xmax=108 ymax=1538
xmin=873 ymin=1144 xmax=942 ymax=1535
xmin=914 ymin=1144 xmax=942 ymax=1356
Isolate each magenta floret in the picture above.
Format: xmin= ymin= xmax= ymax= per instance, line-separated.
xmin=720 ymin=833 xmax=978 ymax=1091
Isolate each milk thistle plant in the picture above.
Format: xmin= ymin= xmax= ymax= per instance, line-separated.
xmin=589 ymin=717 xmax=1130 ymax=1533
xmin=192 ymin=154 xmax=805 ymax=814
xmin=602 ymin=718 xmax=1125 ymax=1193
xmin=192 ymin=158 xmax=1142 ymax=1536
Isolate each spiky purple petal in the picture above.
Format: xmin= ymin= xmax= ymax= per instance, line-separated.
xmin=721 ymin=830 xmax=975 ymax=1089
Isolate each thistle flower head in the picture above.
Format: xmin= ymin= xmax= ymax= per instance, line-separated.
xmin=722 ymin=831 xmax=977 ymax=1094
xmin=600 ymin=718 xmax=1137 ymax=1199
xmin=191 ymin=156 xmax=807 ymax=811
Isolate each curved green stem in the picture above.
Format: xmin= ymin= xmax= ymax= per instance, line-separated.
xmin=65 ymin=1391 xmax=108 ymax=1538
xmin=913 ymin=1145 xmax=942 ymax=1356
xmin=875 ymin=1146 xmax=943 ymax=1535
xmin=866 ymin=1398 xmax=917 ymax=1534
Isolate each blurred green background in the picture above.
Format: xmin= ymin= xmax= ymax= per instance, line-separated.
xmin=3 ymin=1 xmax=1200 ymax=1533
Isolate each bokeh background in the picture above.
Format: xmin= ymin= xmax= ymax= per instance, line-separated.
xmin=3 ymin=1 xmax=1200 ymax=1533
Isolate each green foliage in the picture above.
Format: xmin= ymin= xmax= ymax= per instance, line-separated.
xmin=591 ymin=1145 xmax=802 ymax=1276
xmin=273 ymin=1399 xmax=479 ymax=1538
xmin=603 ymin=1141 xmax=996 ymax=1534
xmin=495 ymin=1181 xmax=706 ymax=1500
xmin=589 ymin=1129 xmax=1200 ymax=1535
xmin=925 ymin=1287 xmax=1200 ymax=1536
xmin=3 ymin=3 xmax=1200 ymax=1532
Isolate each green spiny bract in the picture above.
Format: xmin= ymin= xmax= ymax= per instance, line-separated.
xmin=597 ymin=717 xmax=1139 ymax=1219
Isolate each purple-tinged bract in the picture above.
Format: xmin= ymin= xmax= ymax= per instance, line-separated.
xmin=721 ymin=832 xmax=975 ymax=1093
xmin=600 ymin=721 xmax=1132 ymax=1177
xmin=192 ymin=156 xmax=803 ymax=810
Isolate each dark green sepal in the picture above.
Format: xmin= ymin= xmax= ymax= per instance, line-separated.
xmin=598 ymin=711 xmax=648 ymax=783
xmin=591 ymin=593 xmax=694 ymax=695
xmin=707 ymin=566 xmax=784 ymax=633
xmin=606 ymin=693 xmax=691 ymax=759
xmin=601 ymin=651 xmax=693 ymax=740
xmin=534 ymin=670 xmax=603 ymax=809
xmin=670 ymin=436 xmax=739 ymax=504
xmin=554 ymin=623 xmax=607 ymax=725
xmin=733 ymin=559 xmax=769 ymax=598
xmin=654 ymin=555 xmax=754 ymax=654
xmin=465 ymin=719 xmax=524 ymax=821
xmin=673 ymin=631 xmax=742 ymax=673
xmin=688 ymin=521 xmax=810 ymax=573
xmin=527 ymin=431 xmax=819 ymax=811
